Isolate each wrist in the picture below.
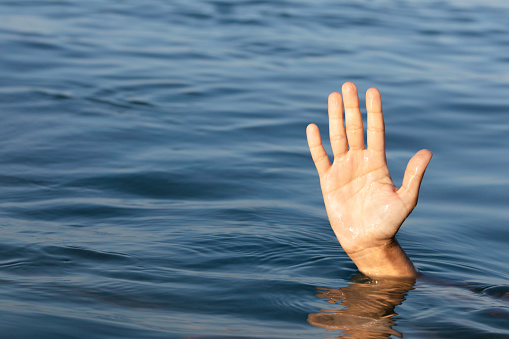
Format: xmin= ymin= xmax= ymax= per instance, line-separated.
xmin=345 ymin=238 xmax=418 ymax=278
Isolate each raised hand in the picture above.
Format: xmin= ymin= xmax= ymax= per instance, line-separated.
xmin=307 ymin=82 xmax=432 ymax=277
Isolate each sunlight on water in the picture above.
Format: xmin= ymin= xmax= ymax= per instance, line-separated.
xmin=0 ymin=0 xmax=508 ymax=338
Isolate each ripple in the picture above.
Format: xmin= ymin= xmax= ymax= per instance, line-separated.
xmin=64 ymin=171 xmax=249 ymax=200
xmin=1 ymin=0 xmax=509 ymax=337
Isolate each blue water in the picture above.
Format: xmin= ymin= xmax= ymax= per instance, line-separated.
xmin=0 ymin=1 xmax=508 ymax=338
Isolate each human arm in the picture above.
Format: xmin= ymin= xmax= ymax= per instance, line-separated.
xmin=306 ymin=82 xmax=432 ymax=278
xmin=308 ymin=275 xmax=415 ymax=336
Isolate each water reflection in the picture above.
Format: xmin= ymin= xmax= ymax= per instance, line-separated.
xmin=308 ymin=274 xmax=415 ymax=338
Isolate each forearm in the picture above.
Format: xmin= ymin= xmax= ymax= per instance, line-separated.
xmin=345 ymin=238 xmax=418 ymax=278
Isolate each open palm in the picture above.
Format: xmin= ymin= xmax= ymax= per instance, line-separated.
xmin=307 ymin=83 xmax=432 ymax=256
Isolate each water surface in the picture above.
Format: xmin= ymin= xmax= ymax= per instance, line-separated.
xmin=0 ymin=1 xmax=508 ymax=338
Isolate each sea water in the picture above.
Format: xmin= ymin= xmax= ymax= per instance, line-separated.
xmin=0 ymin=1 xmax=508 ymax=338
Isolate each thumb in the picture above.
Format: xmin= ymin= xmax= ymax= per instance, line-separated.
xmin=397 ymin=149 xmax=433 ymax=210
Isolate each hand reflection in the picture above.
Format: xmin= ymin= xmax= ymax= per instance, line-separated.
xmin=308 ymin=274 xmax=415 ymax=338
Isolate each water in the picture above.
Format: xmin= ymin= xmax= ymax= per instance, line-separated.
xmin=0 ymin=0 xmax=508 ymax=338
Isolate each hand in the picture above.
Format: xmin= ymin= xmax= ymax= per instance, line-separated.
xmin=307 ymin=82 xmax=432 ymax=277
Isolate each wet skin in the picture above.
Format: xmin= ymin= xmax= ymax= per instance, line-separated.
xmin=307 ymin=82 xmax=432 ymax=278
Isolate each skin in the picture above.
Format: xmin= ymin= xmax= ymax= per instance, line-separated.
xmin=308 ymin=276 xmax=415 ymax=337
xmin=307 ymin=82 xmax=432 ymax=278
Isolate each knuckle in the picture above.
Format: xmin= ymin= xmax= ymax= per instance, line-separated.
xmin=314 ymin=153 xmax=329 ymax=163
xmin=331 ymin=134 xmax=346 ymax=142
xmin=346 ymin=126 xmax=363 ymax=133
